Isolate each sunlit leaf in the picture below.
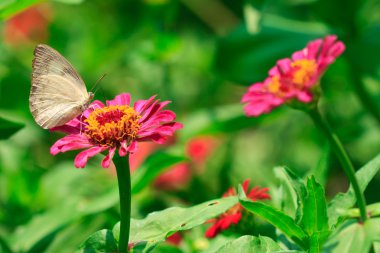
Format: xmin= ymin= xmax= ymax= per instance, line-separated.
xmin=112 ymin=197 xmax=238 ymax=252
xmin=53 ymin=0 xmax=84 ymax=4
xmin=0 ymin=0 xmax=85 ymax=20
xmin=215 ymin=235 xmax=283 ymax=253
xmin=323 ymin=218 xmax=380 ymax=253
xmin=150 ymin=243 xmax=183 ymax=253
xmin=0 ymin=0 xmax=42 ymax=20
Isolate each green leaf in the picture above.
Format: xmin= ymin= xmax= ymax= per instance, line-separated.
xmin=300 ymin=177 xmax=329 ymax=239
xmin=328 ymin=153 xmax=380 ymax=228
xmin=300 ymin=177 xmax=330 ymax=253
xmin=274 ymin=167 xmax=307 ymax=223
xmin=215 ymin=235 xmax=283 ymax=253
xmin=373 ymin=241 xmax=380 ymax=253
xmin=46 ymin=217 xmax=108 ymax=253
xmin=112 ymin=197 xmax=238 ymax=252
xmin=11 ymin=163 xmax=119 ymax=252
xmin=78 ymin=229 xmax=117 ymax=253
xmin=0 ymin=116 xmax=24 ymax=139
xmin=151 ymin=243 xmax=183 ymax=253
xmin=238 ymin=187 xmax=309 ymax=250
xmin=273 ymin=167 xmax=299 ymax=218
xmin=131 ymin=151 xmax=186 ymax=194
xmin=0 ymin=0 xmax=85 ymax=20
xmin=0 ymin=0 xmax=43 ymax=20
xmin=323 ymin=218 xmax=380 ymax=253
xmin=53 ymin=0 xmax=85 ymax=4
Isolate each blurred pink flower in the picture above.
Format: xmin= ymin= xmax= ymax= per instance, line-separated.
xmin=187 ymin=136 xmax=220 ymax=169
xmin=50 ymin=93 xmax=182 ymax=168
xmin=205 ymin=180 xmax=270 ymax=238
xmin=166 ymin=232 xmax=183 ymax=245
xmin=153 ymin=163 xmax=191 ymax=190
xmin=4 ymin=4 xmax=52 ymax=46
xmin=127 ymin=135 xmax=220 ymax=190
xmin=242 ymin=35 xmax=345 ymax=116
xmin=153 ymin=135 xmax=221 ymax=190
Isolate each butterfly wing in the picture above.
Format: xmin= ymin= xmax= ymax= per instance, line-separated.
xmin=30 ymin=44 xmax=91 ymax=129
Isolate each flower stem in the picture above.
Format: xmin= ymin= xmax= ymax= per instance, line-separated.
xmin=114 ymin=153 xmax=131 ymax=253
xmin=308 ymin=108 xmax=367 ymax=222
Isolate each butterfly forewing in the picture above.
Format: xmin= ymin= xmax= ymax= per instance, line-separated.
xmin=30 ymin=44 xmax=92 ymax=129
xmin=32 ymin=44 xmax=88 ymax=94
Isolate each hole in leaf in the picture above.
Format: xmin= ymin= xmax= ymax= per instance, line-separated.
xmin=208 ymin=202 xmax=219 ymax=206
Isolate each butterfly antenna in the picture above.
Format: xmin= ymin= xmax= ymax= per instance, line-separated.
xmin=100 ymin=87 xmax=107 ymax=101
xmin=91 ymin=73 xmax=107 ymax=94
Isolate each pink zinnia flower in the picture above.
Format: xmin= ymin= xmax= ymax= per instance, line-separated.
xmin=50 ymin=93 xmax=183 ymax=168
xmin=242 ymin=35 xmax=345 ymax=116
xmin=205 ymin=180 xmax=270 ymax=238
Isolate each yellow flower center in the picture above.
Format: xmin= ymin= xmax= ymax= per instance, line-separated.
xmin=291 ymin=59 xmax=317 ymax=87
xmin=84 ymin=105 xmax=141 ymax=147
xmin=267 ymin=75 xmax=281 ymax=94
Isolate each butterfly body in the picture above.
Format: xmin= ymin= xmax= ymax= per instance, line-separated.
xmin=30 ymin=44 xmax=93 ymax=129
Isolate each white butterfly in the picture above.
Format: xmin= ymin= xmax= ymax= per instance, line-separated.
xmin=30 ymin=44 xmax=94 ymax=129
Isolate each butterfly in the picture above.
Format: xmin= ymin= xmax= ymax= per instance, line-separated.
xmin=30 ymin=44 xmax=94 ymax=129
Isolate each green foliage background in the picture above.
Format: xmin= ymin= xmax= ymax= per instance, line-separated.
xmin=0 ymin=0 xmax=380 ymax=252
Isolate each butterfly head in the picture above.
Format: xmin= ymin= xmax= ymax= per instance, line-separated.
xmin=80 ymin=92 xmax=94 ymax=112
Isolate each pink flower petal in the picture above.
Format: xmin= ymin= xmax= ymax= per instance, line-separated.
xmin=134 ymin=95 xmax=157 ymax=113
xmin=137 ymin=122 xmax=183 ymax=144
xmin=50 ymin=117 xmax=82 ymax=134
xmin=296 ymin=91 xmax=313 ymax=103
xmin=50 ymin=134 xmax=92 ymax=155
xmin=242 ymin=179 xmax=250 ymax=193
xmin=205 ymin=222 xmax=219 ymax=238
xmin=119 ymin=140 xmax=128 ymax=156
xmin=102 ymin=147 xmax=116 ymax=168
xmin=244 ymin=100 xmax=281 ymax=117
xmin=106 ymin=93 xmax=131 ymax=106
xmin=74 ymin=146 xmax=107 ymax=168
xmin=138 ymin=100 xmax=171 ymax=124
xmin=127 ymin=141 xmax=138 ymax=153
xmin=274 ymin=58 xmax=292 ymax=75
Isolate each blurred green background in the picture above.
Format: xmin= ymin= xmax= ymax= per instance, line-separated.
xmin=1 ymin=0 xmax=380 ymax=252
